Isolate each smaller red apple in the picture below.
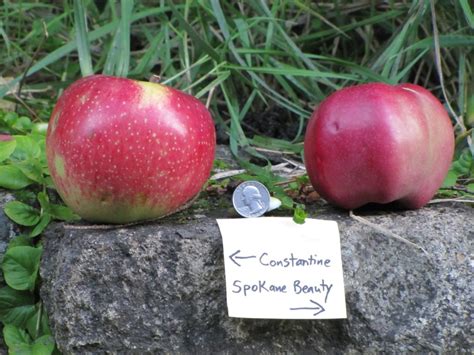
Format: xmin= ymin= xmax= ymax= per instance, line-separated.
xmin=46 ymin=75 xmax=216 ymax=223
xmin=304 ymin=82 xmax=455 ymax=210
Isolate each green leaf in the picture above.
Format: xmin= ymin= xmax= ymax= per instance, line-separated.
xmin=0 ymin=139 xmax=16 ymax=162
xmin=0 ymin=165 xmax=34 ymax=189
xmin=11 ymin=136 xmax=41 ymax=161
xmin=0 ymin=286 xmax=36 ymax=327
xmin=29 ymin=214 xmax=51 ymax=238
xmin=2 ymin=246 xmax=42 ymax=291
xmin=32 ymin=335 xmax=55 ymax=354
xmin=279 ymin=194 xmax=294 ymax=209
xmin=3 ymin=324 xmax=54 ymax=355
xmin=36 ymin=192 xmax=49 ymax=210
xmin=43 ymin=176 xmax=55 ymax=190
xmin=288 ymin=182 xmax=299 ymax=190
xmin=3 ymin=324 xmax=32 ymax=352
xmin=15 ymin=161 xmax=45 ymax=184
xmin=3 ymin=112 xmax=33 ymax=133
xmin=4 ymin=201 xmax=41 ymax=226
xmin=293 ymin=206 xmax=307 ymax=224
xmin=467 ymin=183 xmax=474 ymax=193
xmin=452 ymin=149 xmax=473 ymax=176
xmin=49 ymin=204 xmax=80 ymax=222
xmin=12 ymin=116 xmax=33 ymax=133
xmin=442 ymin=170 xmax=458 ymax=188
xmin=7 ymin=235 xmax=33 ymax=250
xmin=1 ymin=112 xmax=19 ymax=127
xmin=26 ymin=305 xmax=52 ymax=339
xmin=31 ymin=123 xmax=49 ymax=136
xmin=13 ymin=190 xmax=37 ymax=205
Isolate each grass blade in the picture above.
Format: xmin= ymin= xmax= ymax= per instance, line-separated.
xmin=392 ymin=48 xmax=429 ymax=84
xmin=102 ymin=0 xmax=134 ymax=78
xmin=73 ymin=0 xmax=93 ymax=77
xmin=0 ymin=22 xmax=11 ymax=54
xmin=220 ymin=81 xmax=246 ymax=156
xmin=129 ymin=28 xmax=165 ymax=76
xmin=371 ymin=1 xmax=427 ymax=77
xmin=294 ymin=0 xmax=350 ymax=39
xmin=194 ymin=70 xmax=230 ymax=99
xmin=0 ymin=6 xmax=176 ymax=98
xmin=459 ymin=0 xmax=474 ymax=28
xmin=430 ymin=0 xmax=465 ymax=132
xmin=102 ymin=29 xmax=121 ymax=75
xmin=161 ymin=55 xmax=212 ymax=86
xmin=296 ymin=9 xmax=404 ymax=43
xmin=167 ymin=1 xmax=221 ymax=62
xmin=115 ymin=0 xmax=133 ymax=77
xmin=223 ymin=64 xmax=359 ymax=80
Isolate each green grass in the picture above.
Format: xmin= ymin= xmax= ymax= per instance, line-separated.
xmin=0 ymin=0 xmax=472 ymax=209
xmin=0 ymin=1 xmax=472 ymax=150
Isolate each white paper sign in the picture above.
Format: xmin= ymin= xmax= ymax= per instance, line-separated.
xmin=217 ymin=217 xmax=347 ymax=319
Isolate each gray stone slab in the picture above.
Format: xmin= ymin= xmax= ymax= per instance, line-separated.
xmin=0 ymin=190 xmax=16 ymax=259
xmin=40 ymin=202 xmax=473 ymax=353
xmin=0 ymin=191 xmax=19 ymax=354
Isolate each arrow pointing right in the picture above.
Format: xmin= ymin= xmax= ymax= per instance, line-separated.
xmin=290 ymin=299 xmax=326 ymax=317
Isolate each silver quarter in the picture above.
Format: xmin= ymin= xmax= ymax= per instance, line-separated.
xmin=232 ymin=181 xmax=271 ymax=218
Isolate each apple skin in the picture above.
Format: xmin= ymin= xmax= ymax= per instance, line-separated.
xmin=304 ymin=82 xmax=454 ymax=210
xmin=46 ymin=75 xmax=216 ymax=223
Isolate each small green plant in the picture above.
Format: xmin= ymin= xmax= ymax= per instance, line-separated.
xmin=212 ymin=159 xmax=231 ymax=171
xmin=440 ymin=146 xmax=474 ymax=198
xmin=0 ymin=110 xmax=79 ymax=354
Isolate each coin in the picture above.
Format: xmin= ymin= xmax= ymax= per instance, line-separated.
xmin=232 ymin=181 xmax=271 ymax=218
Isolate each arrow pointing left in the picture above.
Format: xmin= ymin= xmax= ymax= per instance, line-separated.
xmin=229 ymin=250 xmax=256 ymax=267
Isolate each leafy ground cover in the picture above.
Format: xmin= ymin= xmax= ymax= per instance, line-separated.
xmin=0 ymin=0 xmax=473 ymax=353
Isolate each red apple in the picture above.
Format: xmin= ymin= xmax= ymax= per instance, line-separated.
xmin=304 ymin=82 xmax=454 ymax=210
xmin=46 ymin=75 xmax=216 ymax=223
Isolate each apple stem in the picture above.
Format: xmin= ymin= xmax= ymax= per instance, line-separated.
xmin=149 ymin=75 xmax=161 ymax=84
xmin=349 ymin=210 xmax=430 ymax=256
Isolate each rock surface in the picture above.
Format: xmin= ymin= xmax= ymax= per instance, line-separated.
xmin=40 ymin=202 xmax=473 ymax=353
xmin=0 ymin=190 xmax=17 ymax=354
xmin=0 ymin=190 xmax=17 ymax=260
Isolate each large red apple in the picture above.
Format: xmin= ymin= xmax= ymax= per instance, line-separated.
xmin=46 ymin=75 xmax=215 ymax=223
xmin=304 ymin=82 xmax=454 ymax=209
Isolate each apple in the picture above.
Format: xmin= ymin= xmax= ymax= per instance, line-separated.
xmin=46 ymin=75 xmax=216 ymax=223
xmin=304 ymin=82 xmax=454 ymax=210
